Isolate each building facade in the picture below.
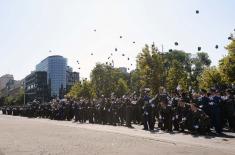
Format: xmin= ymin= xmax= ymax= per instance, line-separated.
xmin=0 ymin=79 xmax=23 ymax=97
xmin=118 ymin=67 xmax=128 ymax=74
xmin=36 ymin=55 xmax=67 ymax=98
xmin=66 ymin=66 xmax=80 ymax=92
xmin=0 ymin=74 xmax=14 ymax=90
xmin=24 ymin=71 xmax=49 ymax=103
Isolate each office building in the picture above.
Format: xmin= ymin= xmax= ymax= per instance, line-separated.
xmin=36 ymin=55 xmax=67 ymax=97
xmin=24 ymin=71 xmax=49 ymax=103
xmin=66 ymin=66 xmax=80 ymax=91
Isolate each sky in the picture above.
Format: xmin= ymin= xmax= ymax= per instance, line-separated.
xmin=0 ymin=0 xmax=234 ymax=80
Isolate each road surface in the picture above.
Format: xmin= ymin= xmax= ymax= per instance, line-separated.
xmin=0 ymin=114 xmax=235 ymax=155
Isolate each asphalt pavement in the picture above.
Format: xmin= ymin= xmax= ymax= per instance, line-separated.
xmin=0 ymin=114 xmax=235 ymax=155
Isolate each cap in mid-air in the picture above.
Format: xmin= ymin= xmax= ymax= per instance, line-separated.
xmin=198 ymin=47 xmax=202 ymax=51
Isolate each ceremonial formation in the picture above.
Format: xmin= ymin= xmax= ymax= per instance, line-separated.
xmin=1 ymin=87 xmax=234 ymax=135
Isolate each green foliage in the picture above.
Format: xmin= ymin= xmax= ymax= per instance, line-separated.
xmin=136 ymin=44 xmax=163 ymax=94
xmin=15 ymin=88 xmax=24 ymax=105
xmin=4 ymin=96 xmax=14 ymax=105
xmin=68 ymin=39 xmax=235 ymax=97
xmin=90 ymin=63 xmax=129 ymax=97
xmin=190 ymin=52 xmax=212 ymax=91
xmin=195 ymin=52 xmax=211 ymax=67
xmin=3 ymin=88 xmax=24 ymax=105
xmin=199 ymin=67 xmax=226 ymax=90
xmin=166 ymin=60 xmax=189 ymax=93
xmin=67 ymin=82 xmax=82 ymax=99
xmin=67 ymin=81 xmax=96 ymax=100
xmin=114 ymin=78 xmax=129 ymax=98
xmin=79 ymin=80 xmax=96 ymax=100
xmin=219 ymin=40 xmax=235 ymax=84
xmin=130 ymin=70 xmax=141 ymax=94
xmin=135 ymin=43 xmax=213 ymax=93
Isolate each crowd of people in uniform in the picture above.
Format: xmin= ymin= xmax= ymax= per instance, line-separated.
xmin=1 ymin=87 xmax=235 ymax=135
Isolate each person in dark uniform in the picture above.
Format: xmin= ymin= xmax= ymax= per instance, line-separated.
xmin=125 ymin=97 xmax=133 ymax=128
xmin=87 ymin=100 xmax=95 ymax=124
xmin=142 ymin=91 xmax=153 ymax=130
xmin=176 ymin=98 xmax=191 ymax=132
xmin=188 ymin=102 xmax=210 ymax=134
xmin=73 ymin=101 xmax=80 ymax=122
xmin=198 ymin=89 xmax=211 ymax=118
xmin=119 ymin=98 xmax=126 ymax=126
xmin=209 ymin=88 xmax=223 ymax=134
xmin=223 ymin=89 xmax=235 ymax=131
xmin=2 ymin=106 xmax=6 ymax=114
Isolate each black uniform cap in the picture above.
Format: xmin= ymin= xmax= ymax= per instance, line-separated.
xmin=198 ymin=47 xmax=201 ymax=51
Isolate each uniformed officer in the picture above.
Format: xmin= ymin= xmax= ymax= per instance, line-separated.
xmin=142 ymin=90 xmax=154 ymax=130
xmin=209 ymin=88 xmax=223 ymax=134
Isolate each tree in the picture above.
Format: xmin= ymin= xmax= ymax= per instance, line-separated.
xmin=79 ymin=80 xmax=96 ymax=100
xmin=219 ymin=40 xmax=235 ymax=84
xmin=166 ymin=60 xmax=189 ymax=93
xmin=136 ymin=44 xmax=163 ymax=94
xmin=67 ymin=80 xmax=96 ymax=100
xmin=67 ymin=82 xmax=82 ymax=99
xmin=90 ymin=63 xmax=113 ymax=97
xmin=2 ymin=88 xmax=24 ymax=105
xmin=190 ymin=52 xmax=212 ymax=91
xmin=4 ymin=96 xmax=14 ymax=105
xmin=199 ymin=67 xmax=226 ymax=90
xmin=114 ymin=78 xmax=129 ymax=97
xmin=90 ymin=63 xmax=129 ymax=97
xmin=14 ymin=88 xmax=24 ymax=105
xmin=163 ymin=50 xmax=191 ymax=89
xmin=130 ymin=69 xmax=141 ymax=94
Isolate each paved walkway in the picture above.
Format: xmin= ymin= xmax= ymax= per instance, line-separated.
xmin=0 ymin=114 xmax=235 ymax=155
